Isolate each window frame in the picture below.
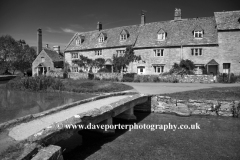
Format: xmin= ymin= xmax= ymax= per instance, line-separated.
xmin=194 ymin=31 xmax=203 ymax=38
xmin=120 ymin=34 xmax=127 ymax=41
xmin=76 ymin=39 xmax=81 ymax=45
xmin=99 ymin=36 xmax=105 ymax=43
xmin=191 ymin=48 xmax=202 ymax=56
xmin=223 ymin=63 xmax=230 ymax=74
xmin=71 ymin=52 xmax=79 ymax=59
xmin=71 ymin=66 xmax=79 ymax=72
xmin=116 ymin=50 xmax=125 ymax=57
xmin=154 ymin=65 xmax=164 ymax=73
xmin=154 ymin=49 xmax=164 ymax=57
xmin=95 ymin=50 xmax=102 ymax=56
xmin=157 ymin=33 xmax=166 ymax=41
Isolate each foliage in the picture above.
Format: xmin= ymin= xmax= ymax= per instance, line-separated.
xmin=113 ymin=46 xmax=141 ymax=73
xmin=7 ymin=76 xmax=64 ymax=91
xmin=72 ymin=55 xmax=105 ymax=72
xmin=98 ymin=67 xmax=111 ymax=73
xmin=217 ymin=73 xmax=240 ymax=83
xmin=169 ymin=59 xmax=195 ymax=75
xmin=0 ymin=35 xmax=37 ymax=74
xmin=122 ymin=73 xmax=137 ymax=82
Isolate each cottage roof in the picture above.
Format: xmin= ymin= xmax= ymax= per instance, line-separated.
xmin=65 ymin=25 xmax=139 ymax=51
xmin=135 ymin=17 xmax=217 ymax=48
xmin=214 ymin=10 xmax=240 ymax=30
xmin=65 ymin=16 xmax=218 ymax=51
xmin=43 ymin=49 xmax=63 ymax=62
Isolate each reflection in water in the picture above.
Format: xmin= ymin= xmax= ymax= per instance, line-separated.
xmin=0 ymin=88 xmax=96 ymax=123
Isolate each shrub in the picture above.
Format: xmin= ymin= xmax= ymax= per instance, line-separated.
xmin=88 ymin=73 xmax=94 ymax=80
xmin=217 ymin=73 xmax=238 ymax=83
xmin=98 ymin=68 xmax=110 ymax=73
xmin=122 ymin=73 xmax=136 ymax=82
xmin=7 ymin=76 xmax=64 ymax=91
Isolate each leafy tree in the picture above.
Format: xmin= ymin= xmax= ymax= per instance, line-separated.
xmin=0 ymin=35 xmax=36 ymax=74
xmin=169 ymin=59 xmax=195 ymax=75
xmin=0 ymin=35 xmax=19 ymax=74
xmin=113 ymin=46 xmax=141 ymax=72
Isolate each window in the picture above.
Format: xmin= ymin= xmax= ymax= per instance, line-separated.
xmin=194 ymin=31 xmax=203 ymax=38
xmin=95 ymin=50 xmax=102 ymax=56
xmin=71 ymin=53 xmax=78 ymax=59
xmin=223 ymin=63 xmax=230 ymax=74
xmin=72 ymin=66 xmax=78 ymax=72
xmin=154 ymin=66 xmax=164 ymax=73
xmin=41 ymin=57 xmax=45 ymax=62
xmin=120 ymin=34 xmax=127 ymax=41
xmin=157 ymin=33 xmax=166 ymax=41
xmin=191 ymin=48 xmax=202 ymax=56
xmin=154 ymin=49 xmax=164 ymax=57
xmin=116 ymin=50 xmax=125 ymax=56
xmin=99 ymin=36 xmax=105 ymax=43
xmin=76 ymin=39 xmax=81 ymax=45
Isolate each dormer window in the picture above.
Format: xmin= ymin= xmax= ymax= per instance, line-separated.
xmin=120 ymin=34 xmax=127 ymax=41
xmin=99 ymin=36 xmax=104 ymax=43
xmin=193 ymin=26 xmax=204 ymax=38
xmin=120 ymin=29 xmax=129 ymax=41
xmin=194 ymin=31 xmax=203 ymax=38
xmin=157 ymin=29 xmax=166 ymax=41
xmin=76 ymin=35 xmax=85 ymax=45
xmin=76 ymin=39 xmax=81 ymax=45
xmin=98 ymin=33 xmax=106 ymax=43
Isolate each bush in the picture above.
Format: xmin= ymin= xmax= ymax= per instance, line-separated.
xmin=7 ymin=76 xmax=64 ymax=91
xmin=217 ymin=73 xmax=240 ymax=83
xmin=88 ymin=73 xmax=94 ymax=80
xmin=122 ymin=73 xmax=136 ymax=82
xmin=98 ymin=68 xmax=110 ymax=73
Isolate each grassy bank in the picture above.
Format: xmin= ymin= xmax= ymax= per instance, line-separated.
xmin=5 ymin=76 xmax=133 ymax=93
xmin=161 ymin=87 xmax=240 ymax=101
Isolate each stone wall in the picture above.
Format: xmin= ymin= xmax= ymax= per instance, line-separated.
xmin=94 ymin=72 xmax=123 ymax=81
xmin=68 ymin=72 xmax=88 ymax=80
xmin=151 ymin=95 xmax=240 ymax=117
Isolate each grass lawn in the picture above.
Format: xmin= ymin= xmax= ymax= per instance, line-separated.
xmin=161 ymin=87 xmax=240 ymax=101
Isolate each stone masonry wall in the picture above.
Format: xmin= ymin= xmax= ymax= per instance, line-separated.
xmin=151 ymin=95 xmax=240 ymax=117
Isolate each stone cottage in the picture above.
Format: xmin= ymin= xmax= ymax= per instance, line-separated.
xmin=32 ymin=29 xmax=63 ymax=76
xmin=64 ymin=9 xmax=240 ymax=75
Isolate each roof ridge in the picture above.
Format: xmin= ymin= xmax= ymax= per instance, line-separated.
xmin=214 ymin=10 xmax=240 ymax=13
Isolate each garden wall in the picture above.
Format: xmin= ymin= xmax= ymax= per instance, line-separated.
xmin=159 ymin=75 xmax=214 ymax=83
xmin=94 ymin=73 xmax=123 ymax=81
xmin=68 ymin=72 xmax=88 ymax=80
xmin=151 ymin=95 xmax=240 ymax=117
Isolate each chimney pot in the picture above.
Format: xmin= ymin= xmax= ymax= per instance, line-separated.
xmin=97 ymin=22 xmax=102 ymax=31
xmin=174 ymin=8 xmax=181 ymax=20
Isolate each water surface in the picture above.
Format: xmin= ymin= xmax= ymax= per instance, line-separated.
xmin=0 ymin=87 xmax=96 ymax=123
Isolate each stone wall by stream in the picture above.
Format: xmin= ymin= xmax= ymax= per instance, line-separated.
xmin=151 ymin=96 xmax=240 ymax=117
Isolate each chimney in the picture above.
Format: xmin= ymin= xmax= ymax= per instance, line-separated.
xmin=37 ymin=28 xmax=42 ymax=55
xmin=53 ymin=45 xmax=60 ymax=54
xmin=174 ymin=8 xmax=181 ymax=20
xmin=97 ymin=22 xmax=102 ymax=31
xmin=46 ymin=44 xmax=48 ymax=48
xmin=141 ymin=12 xmax=146 ymax=25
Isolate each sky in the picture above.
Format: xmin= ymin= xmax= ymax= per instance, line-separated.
xmin=0 ymin=0 xmax=239 ymax=51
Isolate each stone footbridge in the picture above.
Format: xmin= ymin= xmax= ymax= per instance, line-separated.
xmin=0 ymin=92 xmax=151 ymax=160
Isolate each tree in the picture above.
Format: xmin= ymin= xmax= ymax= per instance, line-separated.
xmin=169 ymin=59 xmax=195 ymax=75
xmin=0 ymin=35 xmax=19 ymax=74
xmin=113 ymin=46 xmax=141 ymax=72
xmin=0 ymin=35 xmax=36 ymax=74
xmin=72 ymin=55 xmax=105 ymax=72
